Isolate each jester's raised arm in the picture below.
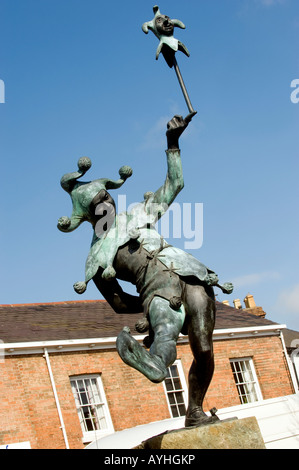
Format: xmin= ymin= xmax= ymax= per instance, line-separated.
xmin=145 ymin=112 xmax=196 ymax=219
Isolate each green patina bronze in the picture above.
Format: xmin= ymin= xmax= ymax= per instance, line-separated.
xmin=58 ymin=157 xmax=132 ymax=233
xmin=142 ymin=5 xmax=190 ymax=64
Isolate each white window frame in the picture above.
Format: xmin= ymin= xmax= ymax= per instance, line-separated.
xmin=230 ymin=357 xmax=263 ymax=404
xmin=163 ymin=360 xmax=188 ymax=418
xmin=70 ymin=374 xmax=114 ymax=443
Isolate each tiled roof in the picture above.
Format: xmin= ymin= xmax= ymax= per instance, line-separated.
xmin=282 ymin=328 xmax=299 ymax=350
xmin=0 ymin=299 xmax=282 ymax=344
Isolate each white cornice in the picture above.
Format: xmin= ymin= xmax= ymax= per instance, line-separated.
xmin=0 ymin=324 xmax=286 ymax=356
xmin=212 ymin=324 xmax=287 ymax=340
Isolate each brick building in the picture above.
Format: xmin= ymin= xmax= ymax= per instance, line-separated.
xmin=0 ymin=296 xmax=297 ymax=449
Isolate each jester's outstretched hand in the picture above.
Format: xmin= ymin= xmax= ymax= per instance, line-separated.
xmin=166 ymin=112 xmax=197 ymax=149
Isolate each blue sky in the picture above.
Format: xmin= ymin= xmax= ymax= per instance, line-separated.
xmin=0 ymin=0 xmax=299 ymax=332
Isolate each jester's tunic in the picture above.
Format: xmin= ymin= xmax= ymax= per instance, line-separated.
xmin=113 ymin=234 xmax=214 ymax=316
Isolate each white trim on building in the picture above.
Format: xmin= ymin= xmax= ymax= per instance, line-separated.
xmin=0 ymin=323 xmax=287 ymax=355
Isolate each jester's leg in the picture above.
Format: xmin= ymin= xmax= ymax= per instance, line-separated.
xmin=116 ymin=327 xmax=167 ymax=383
xmin=181 ymin=280 xmax=219 ymax=427
xmin=116 ymin=296 xmax=185 ymax=384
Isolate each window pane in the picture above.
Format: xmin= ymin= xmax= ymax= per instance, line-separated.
xmin=80 ymin=391 xmax=89 ymax=405
xmin=168 ymin=393 xmax=175 ymax=405
xmin=165 ymin=378 xmax=173 ymax=391
xmin=173 ymin=377 xmax=182 ymax=390
xmin=244 ymin=382 xmax=258 ymax=402
xmin=175 ymin=391 xmax=184 ymax=404
xmin=85 ymin=418 xmax=94 ymax=432
xmin=244 ymin=362 xmax=254 ymax=382
xmin=91 ymin=378 xmax=102 ymax=403
xmin=95 ymin=405 xmax=107 ymax=429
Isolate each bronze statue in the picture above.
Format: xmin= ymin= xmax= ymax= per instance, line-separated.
xmin=58 ymin=113 xmax=233 ymax=427
xmin=57 ymin=5 xmax=234 ymax=428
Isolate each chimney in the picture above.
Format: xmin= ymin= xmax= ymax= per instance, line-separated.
xmin=243 ymin=294 xmax=266 ymax=318
xmin=233 ymin=299 xmax=242 ymax=309
xmin=244 ymin=294 xmax=256 ymax=309
xmin=222 ymin=300 xmax=230 ymax=306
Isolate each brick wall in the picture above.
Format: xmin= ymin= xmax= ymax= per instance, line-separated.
xmin=0 ymin=334 xmax=294 ymax=449
xmin=0 ymin=354 xmax=59 ymax=449
xmin=0 ymin=349 xmax=171 ymax=449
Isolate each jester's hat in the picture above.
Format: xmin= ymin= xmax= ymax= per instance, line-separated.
xmin=57 ymin=156 xmax=132 ymax=233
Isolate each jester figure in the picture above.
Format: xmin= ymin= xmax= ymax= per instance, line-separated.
xmin=58 ymin=113 xmax=233 ymax=427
